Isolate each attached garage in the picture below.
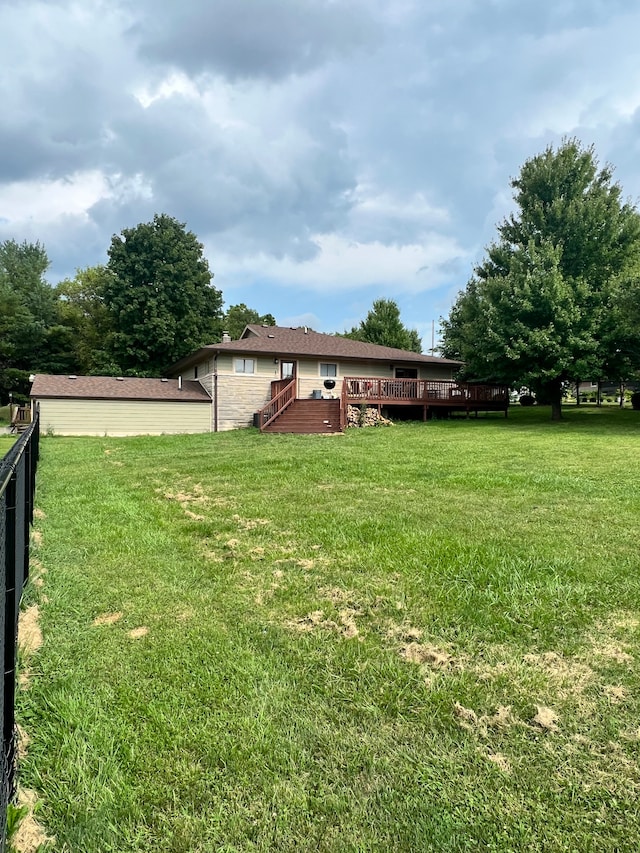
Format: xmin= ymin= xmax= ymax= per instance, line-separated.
xmin=30 ymin=375 xmax=212 ymax=436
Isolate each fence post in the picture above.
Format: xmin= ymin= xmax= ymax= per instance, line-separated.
xmin=3 ymin=470 xmax=17 ymax=803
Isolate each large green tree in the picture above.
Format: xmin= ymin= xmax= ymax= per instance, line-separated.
xmin=343 ymin=298 xmax=422 ymax=352
xmin=441 ymin=140 xmax=640 ymax=419
xmin=0 ymin=239 xmax=60 ymax=400
xmin=55 ymin=266 xmax=119 ymax=375
xmin=105 ymin=214 xmax=223 ymax=374
xmin=222 ymin=303 xmax=276 ymax=341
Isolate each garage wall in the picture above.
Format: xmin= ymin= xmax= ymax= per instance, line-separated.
xmin=36 ymin=399 xmax=211 ymax=436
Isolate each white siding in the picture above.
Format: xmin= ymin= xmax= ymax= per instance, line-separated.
xmin=36 ymin=399 xmax=211 ymax=436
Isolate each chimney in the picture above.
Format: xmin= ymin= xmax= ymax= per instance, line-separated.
xmin=222 ymin=331 xmax=231 ymax=343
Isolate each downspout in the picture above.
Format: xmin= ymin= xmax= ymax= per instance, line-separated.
xmin=213 ymin=353 xmax=219 ymax=432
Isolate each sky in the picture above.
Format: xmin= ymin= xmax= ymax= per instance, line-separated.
xmin=3 ymin=0 xmax=640 ymax=347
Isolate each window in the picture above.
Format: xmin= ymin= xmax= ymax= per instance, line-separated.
xmin=235 ymin=358 xmax=255 ymax=374
xmin=194 ymin=365 xmax=198 ymax=379
xmin=281 ymin=361 xmax=295 ymax=379
xmin=320 ymin=363 xmax=337 ymax=377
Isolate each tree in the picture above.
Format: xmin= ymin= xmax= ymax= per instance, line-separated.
xmin=105 ymin=214 xmax=223 ymax=375
xmin=441 ymin=140 xmax=640 ymax=419
xmin=0 ymin=239 xmax=58 ymax=400
xmin=55 ymin=266 xmax=119 ymax=374
xmin=343 ymin=298 xmax=422 ymax=352
xmin=0 ymin=239 xmax=56 ymax=370
xmin=222 ymin=303 xmax=276 ymax=341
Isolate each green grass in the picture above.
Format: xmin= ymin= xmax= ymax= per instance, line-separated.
xmin=19 ymin=406 xmax=640 ymax=851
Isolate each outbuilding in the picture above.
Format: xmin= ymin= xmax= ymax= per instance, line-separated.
xmin=30 ymin=374 xmax=211 ymax=436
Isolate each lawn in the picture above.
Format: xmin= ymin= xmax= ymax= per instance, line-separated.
xmin=19 ymin=406 xmax=640 ymax=852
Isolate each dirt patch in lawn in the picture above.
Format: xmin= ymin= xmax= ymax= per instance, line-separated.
xmin=401 ymin=642 xmax=454 ymax=669
xmin=14 ymin=787 xmax=54 ymax=853
xmin=523 ymin=651 xmax=594 ymax=697
xmin=92 ymin=611 xmax=123 ymax=626
xmin=531 ymin=705 xmax=559 ymax=732
xmin=16 ymin=724 xmax=30 ymax=760
xmin=128 ymin=626 xmax=149 ymax=639
xmin=320 ymin=587 xmax=362 ymax=608
xmin=484 ymin=751 xmax=511 ymax=772
xmin=454 ymin=703 xmax=520 ymax=735
xmin=233 ymin=514 xmax=271 ymax=530
xmin=19 ymin=606 xmax=42 ymax=655
xmin=590 ymin=642 xmax=634 ymax=665
xmin=286 ymin=609 xmax=360 ymax=640
xmin=602 ymin=684 xmax=627 ymax=703
xmin=159 ymin=482 xmax=212 ymax=516
xmin=588 ymin=613 xmax=636 ymax=664
xmin=386 ymin=623 xmax=423 ymax=643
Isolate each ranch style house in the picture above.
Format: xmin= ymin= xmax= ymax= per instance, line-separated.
xmin=29 ymin=325 xmax=509 ymax=436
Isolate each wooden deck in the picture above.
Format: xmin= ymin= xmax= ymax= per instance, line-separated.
xmin=10 ymin=405 xmax=32 ymax=433
xmin=342 ymin=377 xmax=509 ymax=421
xmin=258 ymin=377 xmax=509 ymax=433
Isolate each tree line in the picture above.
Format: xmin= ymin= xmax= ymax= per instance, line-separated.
xmin=0 ymin=214 xmax=275 ymax=402
xmin=441 ymin=139 xmax=640 ymax=419
xmin=14 ymin=141 xmax=629 ymax=418
xmin=1 ymin=206 xmax=424 ymax=404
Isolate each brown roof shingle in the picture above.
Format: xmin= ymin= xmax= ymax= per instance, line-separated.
xmin=30 ymin=374 xmax=211 ymax=402
xmin=170 ymin=325 xmax=461 ymax=372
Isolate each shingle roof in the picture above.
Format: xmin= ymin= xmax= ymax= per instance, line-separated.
xmin=30 ymin=374 xmax=211 ymax=402
xmin=169 ymin=325 xmax=461 ymax=372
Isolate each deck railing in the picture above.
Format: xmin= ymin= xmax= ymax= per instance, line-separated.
xmin=344 ymin=377 xmax=509 ymax=406
xmin=257 ymin=378 xmax=297 ymax=430
xmin=9 ymin=406 xmax=31 ymax=434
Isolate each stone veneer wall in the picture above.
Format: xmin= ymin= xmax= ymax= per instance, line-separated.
xmin=195 ymin=373 xmax=270 ymax=431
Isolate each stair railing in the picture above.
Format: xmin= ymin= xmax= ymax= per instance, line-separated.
xmin=258 ymin=378 xmax=297 ymax=430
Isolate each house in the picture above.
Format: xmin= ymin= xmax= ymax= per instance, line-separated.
xmin=168 ymin=324 xmax=508 ymax=433
xmin=575 ymin=380 xmax=640 ymax=402
xmin=28 ymin=326 xmax=508 ymax=436
xmin=30 ymin=375 xmax=211 ymax=436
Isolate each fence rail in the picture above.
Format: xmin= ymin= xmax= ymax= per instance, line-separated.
xmin=0 ymin=410 xmax=40 ymax=850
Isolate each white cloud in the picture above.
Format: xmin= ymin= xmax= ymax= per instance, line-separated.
xmin=217 ymin=231 xmax=467 ymax=295
xmin=0 ymin=171 xmax=108 ymax=224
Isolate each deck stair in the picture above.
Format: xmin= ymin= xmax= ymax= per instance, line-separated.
xmin=262 ymin=398 xmax=341 ymax=434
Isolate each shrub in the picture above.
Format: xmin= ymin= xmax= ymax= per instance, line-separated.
xmin=519 ymin=395 xmax=535 ymax=406
xmin=631 ymin=392 xmax=640 ymax=411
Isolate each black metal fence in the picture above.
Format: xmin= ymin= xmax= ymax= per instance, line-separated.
xmin=0 ymin=410 xmax=39 ymax=850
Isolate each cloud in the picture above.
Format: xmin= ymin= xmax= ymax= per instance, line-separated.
xmin=129 ymin=0 xmax=379 ymax=80
xmin=216 ymin=231 xmax=468 ymax=297
xmin=2 ymin=0 xmax=640 ymax=336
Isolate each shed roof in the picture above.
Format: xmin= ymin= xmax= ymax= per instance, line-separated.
xmin=169 ymin=325 xmax=461 ymax=373
xmin=30 ymin=374 xmax=211 ymax=403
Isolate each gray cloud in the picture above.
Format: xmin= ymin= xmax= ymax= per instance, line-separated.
xmin=2 ymin=0 xmax=640 ymax=334
xmin=128 ymin=0 xmax=378 ymax=80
